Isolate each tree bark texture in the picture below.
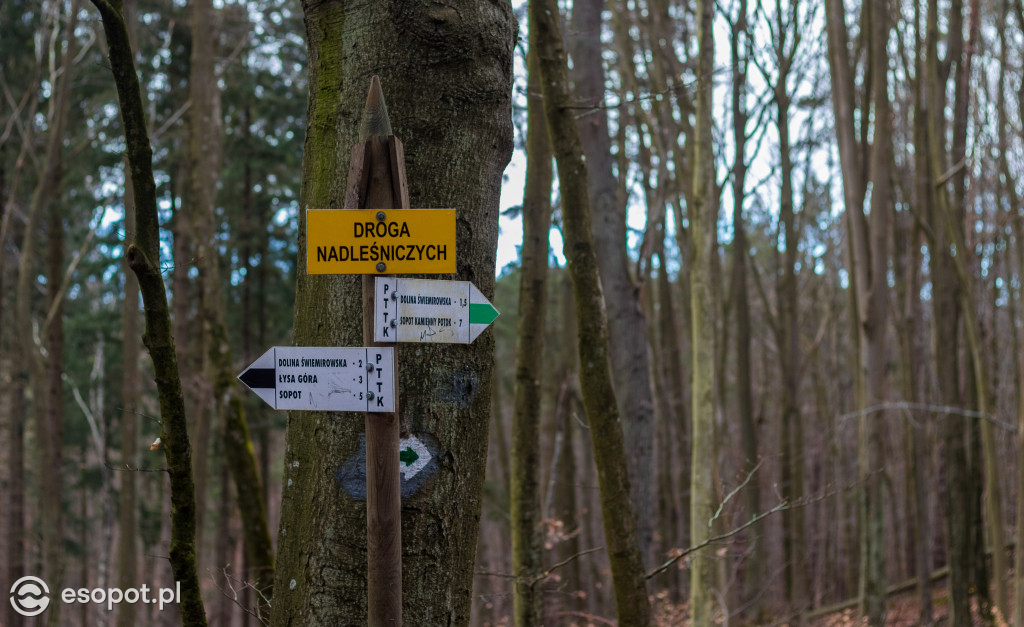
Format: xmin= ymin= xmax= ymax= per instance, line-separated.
xmin=118 ymin=4 xmax=141 ymax=624
xmin=920 ymin=0 xmax=971 ymax=621
xmin=856 ymin=0 xmax=895 ymax=621
xmin=567 ymin=0 xmax=657 ymax=568
xmin=271 ymin=2 xmax=514 ymax=625
xmin=118 ymin=156 xmax=141 ymax=627
xmin=529 ymin=0 xmax=652 ymax=623
xmin=510 ymin=40 xmax=553 ymax=627
xmin=90 ymin=1 xmax=208 ymax=623
xmin=824 ymin=0 xmax=891 ymax=620
xmin=690 ymin=0 xmax=720 ymax=620
xmin=948 ymin=0 xmax=1008 ymax=616
xmin=728 ymin=3 xmax=764 ymax=615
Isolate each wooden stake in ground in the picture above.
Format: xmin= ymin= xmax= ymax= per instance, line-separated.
xmin=343 ymin=76 xmax=409 ymax=627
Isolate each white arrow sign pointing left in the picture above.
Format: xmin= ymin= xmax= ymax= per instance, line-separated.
xmin=237 ymin=346 xmax=394 ymax=413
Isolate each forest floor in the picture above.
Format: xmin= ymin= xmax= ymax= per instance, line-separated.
xmin=808 ymin=585 xmax=1011 ymax=626
xmin=635 ymin=582 xmax=1012 ymax=625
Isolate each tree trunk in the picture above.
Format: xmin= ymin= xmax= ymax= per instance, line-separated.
xmin=824 ymin=0 xmax=891 ymax=619
xmin=920 ymin=1 xmax=971 ymax=621
xmin=510 ymin=36 xmax=553 ymax=627
xmin=90 ymin=1 xmax=208 ymax=623
xmin=949 ymin=0 xmax=1008 ymax=616
xmin=728 ymin=3 xmax=763 ymax=615
xmin=16 ymin=6 xmax=80 ymax=625
xmin=187 ymin=0 xmax=275 ymax=611
xmin=40 ymin=3 xmax=78 ymax=618
xmin=690 ymin=0 xmax=719 ymax=620
xmin=117 ymin=3 xmax=141 ymax=626
xmin=271 ymin=3 xmax=514 ymax=624
xmin=1000 ymin=2 xmax=1024 ymax=618
xmin=568 ymin=0 xmax=657 ymax=568
xmin=857 ymin=1 xmax=895 ymax=621
xmin=529 ymin=0 xmax=651 ymax=623
xmin=770 ymin=4 xmax=809 ymax=612
xmin=1013 ymin=178 xmax=1024 ymax=627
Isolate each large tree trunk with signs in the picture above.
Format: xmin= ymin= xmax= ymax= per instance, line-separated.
xmin=529 ymin=0 xmax=652 ymax=623
xmin=270 ymin=2 xmax=514 ymax=625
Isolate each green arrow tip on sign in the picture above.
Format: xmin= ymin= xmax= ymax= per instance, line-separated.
xmin=400 ymin=447 xmax=419 ymax=466
xmin=469 ymin=303 xmax=499 ymax=325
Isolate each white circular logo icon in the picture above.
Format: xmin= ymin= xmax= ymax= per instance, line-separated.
xmin=10 ymin=576 xmax=50 ymax=617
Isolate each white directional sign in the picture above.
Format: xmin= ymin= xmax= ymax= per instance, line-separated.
xmin=374 ymin=277 xmax=499 ymax=344
xmin=237 ymin=346 xmax=395 ymax=412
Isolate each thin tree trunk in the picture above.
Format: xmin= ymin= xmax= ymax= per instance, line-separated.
xmin=188 ymin=0 xmax=275 ymax=610
xmin=770 ymin=2 xmax=809 ymax=613
xmin=567 ymin=0 xmax=657 ymax=568
xmin=920 ymin=1 xmax=971 ymax=621
xmin=949 ymin=0 xmax=1008 ymax=615
xmin=90 ymin=1 xmax=208 ymax=622
xmin=728 ymin=3 xmax=763 ymax=615
xmin=1000 ymin=2 xmax=1024 ymax=617
xmin=907 ymin=10 xmax=935 ymax=621
xmin=897 ymin=163 xmax=933 ymax=625
xmin=510 ymin=37 xmax=553 ymax=627
xmin=825 ymin=0 xmax=891 ymax=619
xmin=1013 ymin=176 xmax=1024 ymax=627
xmin=690 ymin=0 xmax=719 ymax=619
xmin=0 ymin=137 xmax=6 ymax=627
xmin=16 ymin=6 xmax=80 ymax=625
xmin=530 ymin=0 xmax=651 ymax=623
xmin=117 ymin=3 xmax=141 ymax=625
xmin=655 ymin=231 xmax=689 ymax=600
xmin=187 ymin=0 xmax=216 ymax=554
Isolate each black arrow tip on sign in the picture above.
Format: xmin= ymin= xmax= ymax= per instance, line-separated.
xmin=239 ymin=367 xmax=275 ymax=390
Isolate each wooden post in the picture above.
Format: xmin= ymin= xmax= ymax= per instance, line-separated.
xmin=344 ymin=76 xmax=410 ymax=627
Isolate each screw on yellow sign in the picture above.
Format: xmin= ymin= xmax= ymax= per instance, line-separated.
xmin=306 ymin=209 xmax=456 ymax=275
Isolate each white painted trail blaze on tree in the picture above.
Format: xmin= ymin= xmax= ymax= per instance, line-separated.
xmin=399 ymin=436 xmax=432 ymax=480
xmin=374 ymin=277 xmax=499 ymax=344
xmin=237 ymin=346 xmax=395 ymax=412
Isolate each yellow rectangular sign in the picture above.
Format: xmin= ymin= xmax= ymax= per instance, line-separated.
xmin=306 ymin=209 xmax=456 ymax=275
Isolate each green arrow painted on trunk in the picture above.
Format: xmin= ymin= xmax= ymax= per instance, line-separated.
xmin=469 ymin=303 xmax=499 ymax=325
xmin=400 ymin=447 xmax=419 ymax=466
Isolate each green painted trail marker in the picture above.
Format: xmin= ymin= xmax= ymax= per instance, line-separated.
xmin=469 ymin=302 xmax=499 ymax=325
xmin=399 ymin=447 xmax=419 ymax=465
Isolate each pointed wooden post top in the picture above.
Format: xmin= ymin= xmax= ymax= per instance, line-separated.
xmin=359 ymin=75 xmax=393 ymax=141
